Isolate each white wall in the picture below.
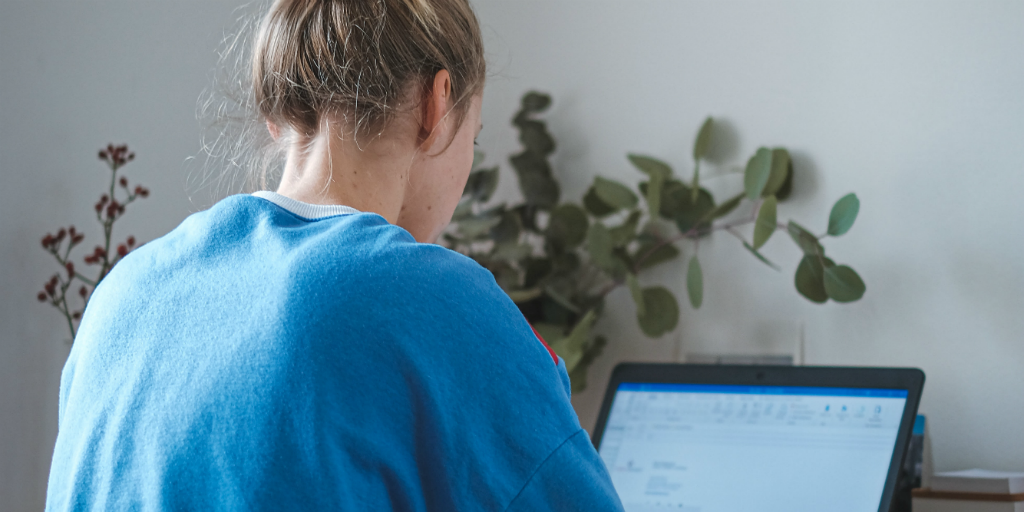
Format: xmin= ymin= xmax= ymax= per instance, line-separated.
xmin=1 ymin=1 xmax=1022 ymax=510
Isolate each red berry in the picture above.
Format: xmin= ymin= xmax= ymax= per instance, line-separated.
xmin=72 ymin=312 xmax=82 ymax=320
xmin=37 ymin=292 xmax=47 ymax=302
xmin=127 ymin=236 xmax=136 ymax=247
xmin=65 ymin=262 xmax=75 ymax=278
xmin=119 ymin=177 xmax=128 ymax=188
xmin=117 ymin=245 xmax=128 ymax=257
xmin=79 ymin=286 xmax=88 ymax=297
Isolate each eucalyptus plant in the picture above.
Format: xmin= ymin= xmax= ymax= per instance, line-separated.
xmin=444 ymin=92 xmax=865 ymax=392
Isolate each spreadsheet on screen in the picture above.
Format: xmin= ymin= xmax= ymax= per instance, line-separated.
xmin=598 ymin=383 xmax=908 ymax=512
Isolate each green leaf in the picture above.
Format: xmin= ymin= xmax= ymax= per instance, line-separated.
xmin=763 ymin=148 xmax=790 ymax=197
xmin=568 ymin=335 xmax=606 ymax=393
xmin=787 ymin=220 xmax=823 ymax=256
xmin=510 ymin=152 xmax=559 ymax=209
xmin=520 ymin=91 xmax=552 ymax=114
xmin=752 ymin=195 xmax=778 ymax=250
xmin=507 ymin=288 xmax=543 ymax=303
xmin=494 ymin=242 xmax=532 ymax=262
xmin=686 ymin=255 xmax=704 ymax=309
xmin=627 ymin=154 xmax=673 ymax=180
xmin=532 ymin=322 xmax=565 ymax=344
xmin=827 ymin=193 xmax=860 ymax=236
xmin=626 ymin=273 xmax=646 ymax=317
xmin=674 ymin=188 xmax=716 ymax=235
xmin=609 ymin=210 xmax=642 ymax=246
xmin=645 ymin=174 xmax=663 ymax=216
xmin=741 ymin=240 xmax=781 ymax=271
xmin=775 ymin=159 xmax=795 ymax=201
xmin=458 ymin=215 xmax=503 ymax=238
xmin=472 ymin=150 xmax=485 ymax=169
xmin=709 ymin=192 xmax=744 ymax=220
xmin=693 ymin=116 xmax=714 ymax=161
xmin=491 ymin=210 xmax=522 ymax=245
xmin=517 ymin=119 xmax=556 ymax=155
xmin=637 ymin=287 xmax=679 ymax=337
xmin=462 ymin=166 xmax=499 ymax=202
xmin=451 ymin=200 xmax=474 ymax=221
xmin=550 ymin=310 xmax=597 ymax=373
xmin=583 ymin=187 xmax=616 ymax=217
xmin=795 ymin=255 xmax=833 ymax=303
xmin=744 ymin=147 xmax=773 ymax=201
xmin=545 ymin=204 xmax=589 ymax=249
xmin=823 ymin=265 xmax=866 ymax=302
xmin=523 ymin=258 xmax=552 ymax=288
xmin=586 ymin=223 xmax=619 ymax=273
xmin=633 ymin=240 xmax=681 ymax=270
xmin=593 ymin=176 xmax=639 ymax=210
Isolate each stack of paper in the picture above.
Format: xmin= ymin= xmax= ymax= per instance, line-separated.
xmin=913 ymin=469 xmax=1024 ymax=512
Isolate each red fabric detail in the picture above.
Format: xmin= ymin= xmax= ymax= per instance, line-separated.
xmin=530 ymin=324 xmax=559 ymax=365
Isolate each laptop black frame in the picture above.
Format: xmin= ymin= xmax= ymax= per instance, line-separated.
xmin=591 ymin=363 xmax=925 ymax=512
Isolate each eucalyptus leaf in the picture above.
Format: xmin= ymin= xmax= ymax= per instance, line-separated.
xmin=583 ymin=187 xmax=616 ymax=217
xmin=517 ymin=120 xmax=556 ymax=155
xmin=609 ymin=210 xmax=642 ymax=246
xmin=451 ymin=200 xmax=474 ymax=221
xmin=823 ymin=264 xmax=866 ymax=302
xmin=494 ymin=242 xmax=532 ymax=262
xmin=693 ymin=117 xmax=714 ymax=161
xmin=646 ymin=174 xmax=663 ymax=216
xmin=674 ymin=188 xmax=716 ymax=235
xmin=520 ymin=91 xmax=552 ymax=114
xmin=593 ymin=176 xmax=639 ymax=210
xmin=787 ymin=220 xmax=823 ymax=256
xmin=794 ymin=255 xmax=833 ymax=303
xmin=744 ymin=147 xmax=773 ymax=201
xmin=491 ymin=210 xmax=522 ymax=245
xmin=775 ymin=160 xmax=795 ymax=201
xmin=507 ymin=288 xmax=543 ymax=303
xmin=627 ymin=154 xmax=673 ymax=180
xmin=523 ymin=258 xmax=552 ymax=288
xmin=586 ymin=222 xmax=619 ymax=273
xmin=543 ymin=285 xmax=582 ymax=314
xmin=531 ymin=322 xmax=565 ymax=345
xmin=458 ymin=215 xmax=503 ymax=238
xmin=741 ymin=240 xmax=781 ymax=271
xmin=753 ymin=195 xmax=778 ymax=250
xmin=569 ymin=335 xmax=606 ymax=393
xmin=686 ymin=255 xmax=704 ymax=309
xmin=634 ymin=241 xmax=681 ymax=270
xmin=545 ymin=203 xmax=589 ymax=249
xmin=638 ymin=287 xmax=679 ymax=337
xmin=827 ymin=193 xmax=860 ymax=237
xmin=512 ymin=160 xmax=560 ymax=210
xmin=462 ymin=166 xmax=499 ymax=202
xmin=626 ymin=273 xmax=646 ymax=317
xmin=763 ymin=148 xmax=790 ymax=197
xmin=550 ymin=310 xmax=597 ymax=372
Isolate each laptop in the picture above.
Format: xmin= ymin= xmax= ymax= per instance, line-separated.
xmin=591 ymin=364 xmax=925 ymax=512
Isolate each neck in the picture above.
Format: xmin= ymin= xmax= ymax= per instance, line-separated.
xmin=275 ymin=126 xmax=414 ymax=225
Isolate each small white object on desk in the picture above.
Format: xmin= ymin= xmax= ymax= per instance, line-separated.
xmin=913 ymin=469 xmax=1024 ymax=512
xmin=932 ymin=469 xmax=1024 ymax=495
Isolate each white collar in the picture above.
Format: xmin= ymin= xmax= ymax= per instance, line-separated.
xmin=252 ymin=191 xmax=361 ymax=220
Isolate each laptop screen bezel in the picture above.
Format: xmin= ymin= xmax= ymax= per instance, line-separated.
xmin=590 ymin=363 xmax=925 ymax=512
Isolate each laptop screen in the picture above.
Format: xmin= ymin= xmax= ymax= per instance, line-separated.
xmin=597 ymin=383 xmax=909 ymax=512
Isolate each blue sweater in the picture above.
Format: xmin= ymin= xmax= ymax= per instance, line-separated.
xmin=46 ymin=194 xmax=623 ymax=511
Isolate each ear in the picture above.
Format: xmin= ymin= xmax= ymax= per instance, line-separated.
xmin=266 ymin=120 xmax=281 ymax=141
xmin=419 ymin=70 xmax=453 ymax=150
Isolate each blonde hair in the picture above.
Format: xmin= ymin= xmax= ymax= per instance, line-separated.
xmin=192 ymin=0 xmax=485 ymax=202
xmin=253 ymin=0 xmax=485 ymax=139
